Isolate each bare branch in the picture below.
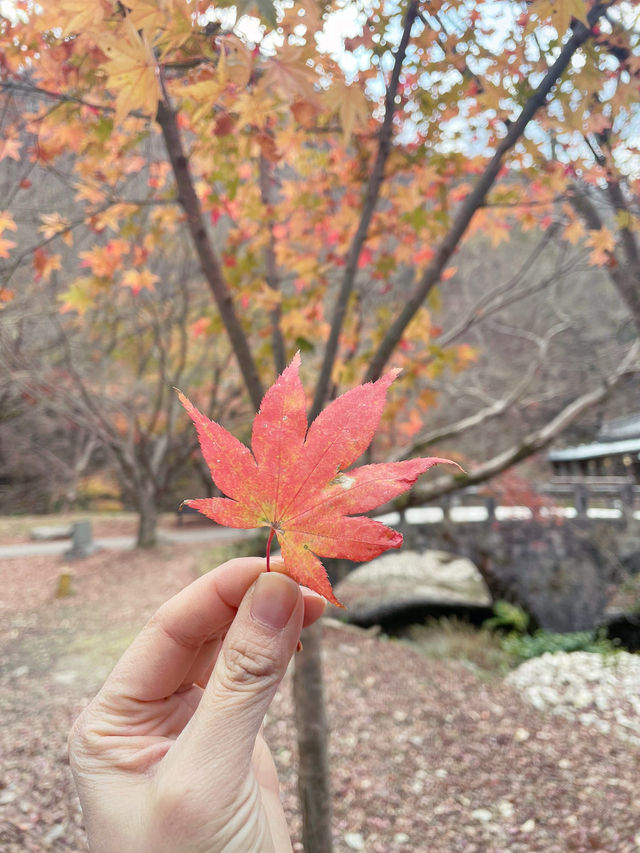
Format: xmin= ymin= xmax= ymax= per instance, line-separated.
xmin=392 ymin=322 xmax=568 ymax=461
xmin=402 ymin=340 xmax=639 ymax=504
xmin=364 ymin=5 xmax=608 ymax=383
xmin=568 ymin=181 xmax=640 ymax=331
xmin=310 ymin=0 xmax=420 ymax=419
xmin=259 ymin=153 xmax=287 ymax=375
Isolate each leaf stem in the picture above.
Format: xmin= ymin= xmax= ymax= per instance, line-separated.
xmin=266 ymin=527 xmax=275 ymax=572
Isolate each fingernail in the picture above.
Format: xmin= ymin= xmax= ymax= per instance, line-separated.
xmin=251 ymin=572 xmax=299 ymax=630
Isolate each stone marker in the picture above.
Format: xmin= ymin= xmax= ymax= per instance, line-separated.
xmin=64 ymin=520 xmax=98 ymax=559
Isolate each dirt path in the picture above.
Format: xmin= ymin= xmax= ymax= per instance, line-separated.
xmin=1 ymin=541 xmax=639 ymax=852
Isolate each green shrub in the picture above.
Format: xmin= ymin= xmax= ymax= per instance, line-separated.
xmin=404 ymin=618 xmax=513 ymax=675
xmin=484 ymin=600 xmax=529 ymax=634
xmin=502 ymin=628 xmax=619 ymax=662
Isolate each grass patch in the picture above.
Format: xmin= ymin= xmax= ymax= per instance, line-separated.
xmin=401 ymin=618 xmax=514 ymax=676
xmin=196 ymin=531 xmax=271 ymax=575
xmin=0 ymin=511 xmax=138 ymax=540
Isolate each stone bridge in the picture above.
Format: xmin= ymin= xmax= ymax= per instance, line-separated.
xmin=333 ymin=500 xmax=640 ymax=633
xmin=396 ymin=511 xmax=640 ymax=632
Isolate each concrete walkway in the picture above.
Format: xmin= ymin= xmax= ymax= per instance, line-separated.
xmin=2 ymin=505 xmax=637 ymax=560
xmin=0 ymin=527 xmax=248 ymax=559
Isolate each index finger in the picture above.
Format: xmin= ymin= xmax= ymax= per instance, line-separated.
xmin=105 ymin=558 xmax=268 ymax=702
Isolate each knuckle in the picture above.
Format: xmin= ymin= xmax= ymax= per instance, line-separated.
xmin=220 ymin=638 xmax=280 ymax=689
xmin=67 ymin=711 xmax=98 ymax=771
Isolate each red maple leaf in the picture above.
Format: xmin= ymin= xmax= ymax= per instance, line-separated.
xmin=178 ymin=354 xmax=457 ymax=606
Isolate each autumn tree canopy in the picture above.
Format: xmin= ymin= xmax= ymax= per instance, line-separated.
xmin=2 ymin=4 xmax=640 ymax=850
xmin=1 ymin=0 xmax=639 ymax=506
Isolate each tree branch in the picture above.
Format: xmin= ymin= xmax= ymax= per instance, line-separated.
xmin=155 ymin=98 xmax=264 ymax=410
xmin=391 ymin=322 xmax=568 ymax=461
xmin=605 ymin=176 xmax=640 ymax=272
xmin=364 ymin=5 xmax=608 ymax=383
xmin=568 ymin=181 xmax=640 ymax=332
xmin=310 ymin=0 xmax=420 ymax=419
xmin=403 ymin=340 xmax=639 ymax=504
xmin=259 ymin=153 xmax=287 ymax=375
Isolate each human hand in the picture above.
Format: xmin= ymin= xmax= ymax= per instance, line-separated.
xmin=68 ymin=557 xmax=326 ymax=853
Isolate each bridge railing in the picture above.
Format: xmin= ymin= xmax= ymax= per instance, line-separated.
xmin=391 ymin=482 xmax=640 ymax=526
xmin=541 ymin=480 xmax=639 ymax=520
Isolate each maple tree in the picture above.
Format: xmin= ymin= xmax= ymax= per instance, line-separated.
xmin=180 ymin=352 xmax=456 ymax=604
xmin=1 ymin=230 xmax=244 ymax=543
xmin=2 ymin=0 xmax=640 ymax=848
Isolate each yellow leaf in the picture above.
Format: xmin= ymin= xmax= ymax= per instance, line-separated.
xmin=101 ymin=19 xmax=162 ymax=124
xmin=454 ymin=344 xmax=477 ymax=370
xmin=253 ymin=284 xmax=282 ymax=313
xmin=0 ymin=211 xmax=17 ymax=233
xmin=532 ymin=0 xmax=589 ymax=36
xmin=74 ymin=180 xmax=107 ymax=206
xmin=261 ymin=43 xmax=319 ymax=104
xmin=324 ymin=81 xmax=369 ymax=141
xmin=121 ymin=268 xmax=159 ymax=293
xmin=586 ymin=227 xmax=615 ymax=265
xmin=179 ymin=79 xmax=226 ymax=105
xmin=93 ymin=204 xmax=138 ymax=233
xmin=80 ymin=241 xmax=129 ymax=277
xmin=58 ymin=277 xmax=101 ymax=314
xmin=125 ymin=0 xmax=168 ymax=34
xmin=615 ymin=209 xmax=633 ymax=231
xmin=57 ymin=0 xmax=107 ymax=37
xmin=235 ymin=91 xmax=283 ymax=130
xmin=38 ymin=212 xmax=70 ymax=239
xmin=563 ymin=219 xmax=584 ymax=245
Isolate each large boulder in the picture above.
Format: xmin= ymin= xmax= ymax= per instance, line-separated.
xmin=334 ymin=550 xmax=492 ymax=630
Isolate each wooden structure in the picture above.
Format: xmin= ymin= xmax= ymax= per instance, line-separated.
xmin=547 ymin=413 xmax=640 ymax=515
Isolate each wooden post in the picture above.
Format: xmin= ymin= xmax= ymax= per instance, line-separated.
xmin=575 ymin=484 xmax=589 ymax=518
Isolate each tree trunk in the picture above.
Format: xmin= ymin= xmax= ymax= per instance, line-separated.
xmin=293 ymin=621 xmax=333 ymax=853
xmin=136 ymin=484 xmax=158 ymax=548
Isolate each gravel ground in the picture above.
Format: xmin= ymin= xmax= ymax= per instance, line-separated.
xmin=506 ymin=650 xmax=640 ymax=748
xmin=1 ymin=545 xmax=640 ymax=852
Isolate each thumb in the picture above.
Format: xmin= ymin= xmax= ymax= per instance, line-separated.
xmin=180 ymin=571 xmax=303 ymax=784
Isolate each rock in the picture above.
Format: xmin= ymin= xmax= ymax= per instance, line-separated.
xmin=497 ymin=800 xmax=515 ymax=818
xmin=30 ymin=525 xmax=72 ymax=540
xmin=335 ymin=550 xmax=491 ymax=629
xmin=44 ymin=823 xmax=66 ymax=846
xmin=0 ymin=789 xmax=17 ymax=805
xmin=471 ymin=808 xmax=493 ymax=822
xmin=506 ymin=651 xmax=640 ymax=746
xmin=344 ymin=831 xmax=365 ymax=850
xmin=53 ymin=670 xmax=77 ymax=685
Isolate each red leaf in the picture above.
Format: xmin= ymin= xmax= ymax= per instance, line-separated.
xmin=179 ymin=354 xmax=458 ymax=605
